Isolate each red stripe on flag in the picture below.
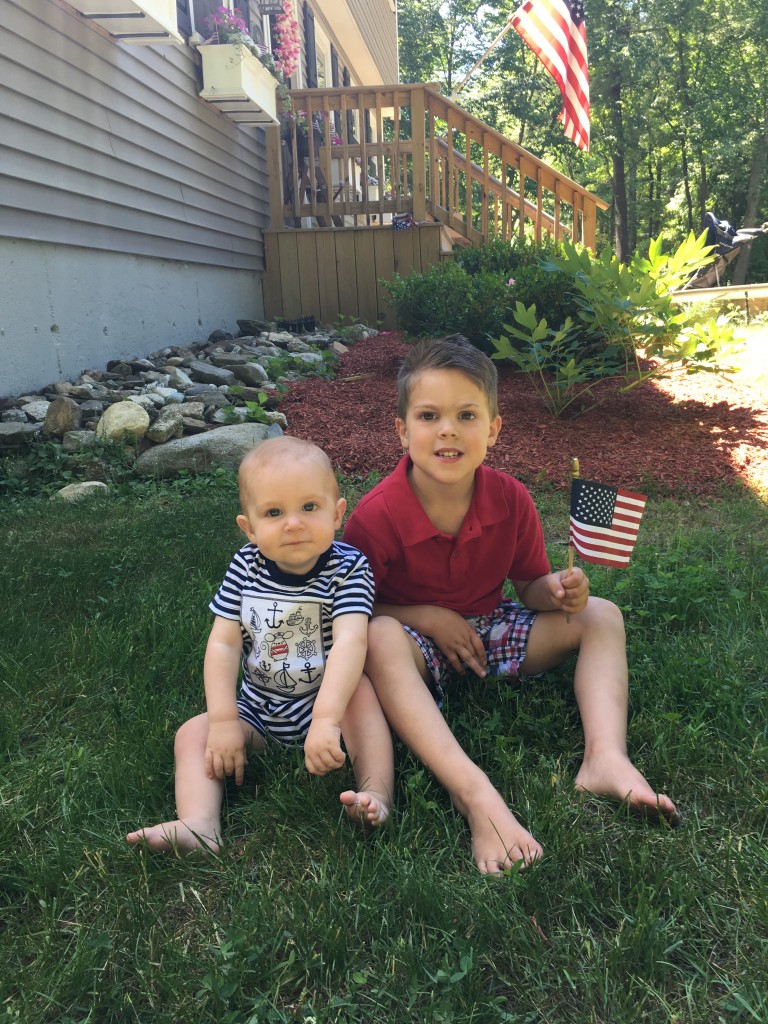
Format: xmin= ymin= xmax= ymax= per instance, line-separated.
xmin=510 ymin=0 xmax=590 ymax=150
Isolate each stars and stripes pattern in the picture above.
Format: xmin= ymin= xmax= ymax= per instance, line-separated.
xmin=569 ymin=479 xmax=647 ymax=568
xmin=509 ymin=0 xmax=590 ymax=150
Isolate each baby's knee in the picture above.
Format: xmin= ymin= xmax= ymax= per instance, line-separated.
xmin=174 ymin=713 xmax=208 ymax=757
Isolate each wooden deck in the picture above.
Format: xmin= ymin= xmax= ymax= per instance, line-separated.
xmin=263 ymin=83 xmax=609 ymax=327
xmin=262 ymin=223 xmax=443 ymax=328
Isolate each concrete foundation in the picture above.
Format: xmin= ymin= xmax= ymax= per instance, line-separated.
xmin=1 ymin=239 xmax=265 ymax=397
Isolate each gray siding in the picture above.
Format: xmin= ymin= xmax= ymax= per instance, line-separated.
xmin=1 ymin=0 xmax=270 ymax=270
xmin=346 ymin=0 xmax=398 ymax=84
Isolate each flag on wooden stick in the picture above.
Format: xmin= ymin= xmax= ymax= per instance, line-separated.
xmin=509 ymin=0 xmax=590 ymax=150
xmin=569 ymin=479 xmax=647 ymax=568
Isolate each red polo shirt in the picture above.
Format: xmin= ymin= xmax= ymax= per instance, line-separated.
xmin=343 ymin=456 xmax=551 ymax=617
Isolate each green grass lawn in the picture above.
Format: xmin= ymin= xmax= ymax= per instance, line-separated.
xmin=1 ymin=472 xmax=766 ymax=1024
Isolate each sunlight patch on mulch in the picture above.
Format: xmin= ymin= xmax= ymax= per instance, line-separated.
xmin=281 ymin=332 xmax=768 ymax=499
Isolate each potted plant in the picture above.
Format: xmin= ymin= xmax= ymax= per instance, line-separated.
xmin=198 ymin=6 xmax=296 ymax=126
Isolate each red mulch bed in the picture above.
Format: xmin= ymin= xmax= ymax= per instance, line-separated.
xmin=281 ymin=332 xmax=768 ymax=498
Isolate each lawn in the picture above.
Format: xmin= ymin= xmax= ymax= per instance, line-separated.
xmin=1 ymin=462 xmax=766 ymax=1023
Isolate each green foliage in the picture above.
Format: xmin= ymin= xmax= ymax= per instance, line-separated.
xmin=382 ymin=238 xmax=580 ymax=350
xmin=334 ymin=314 xmax=384 ymax=344
xmin=220 ymin=389 xmax=274 ymax=425
xmin=1 ymin=480 xmax=767 ymax=1022
xmin=491 ymin=233 xmax=745 ymax=417
xmin=0 ymin=436 xmax=137 ymax=499
xmin=262 ymin=348 xmax=337 ymax=381
xmin=382 ymin=262 xmax=509 ymax=350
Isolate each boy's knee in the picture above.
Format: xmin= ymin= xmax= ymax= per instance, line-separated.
xmin=368 ymin=614 xmax=405 ymax=649
xmin=587 ymin=596 xmax=625 ymax=634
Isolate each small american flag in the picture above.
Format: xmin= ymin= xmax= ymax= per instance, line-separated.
xmin=509 ymin=0 xmax=590 ymax=151
xmin=570 ymin=479 xmax=647 ymax=568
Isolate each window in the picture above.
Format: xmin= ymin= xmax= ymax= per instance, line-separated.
xmin=176 ymin=0 xmax=263 ymax=40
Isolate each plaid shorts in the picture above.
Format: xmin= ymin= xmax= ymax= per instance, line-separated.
xmin=403 ymin=598 xmax=539 ymax=705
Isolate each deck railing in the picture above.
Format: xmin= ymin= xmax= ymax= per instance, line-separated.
xmin=265 ymin=83 xmax=608 ymax=249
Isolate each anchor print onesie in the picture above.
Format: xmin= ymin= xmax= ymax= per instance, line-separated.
xmin=209 ymin=541 xmax=375 ymax=744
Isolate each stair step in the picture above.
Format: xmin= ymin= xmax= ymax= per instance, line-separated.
xmin=439 ymin=224 xmax=473 ymax=253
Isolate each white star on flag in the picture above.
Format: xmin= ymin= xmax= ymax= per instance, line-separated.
xmin=569 ymin=479 xmax=647 ymax=567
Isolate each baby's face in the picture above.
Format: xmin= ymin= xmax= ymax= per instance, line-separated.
xmin=236 ymin=458 xmax=345 ymax=575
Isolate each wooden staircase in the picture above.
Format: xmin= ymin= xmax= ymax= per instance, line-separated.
xmin=263 ymin=83 xmax=609 ymax=325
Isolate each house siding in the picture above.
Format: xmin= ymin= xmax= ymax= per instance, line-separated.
xmin=345 ymin=0 xmax=398 ymax=84
xmin=309 ymin=0 xmax=398 ymax=86
xmin=1 ymin=0 xmax=269 ymax=269
xmin=0 ymin=0 xmax=272 ymax=394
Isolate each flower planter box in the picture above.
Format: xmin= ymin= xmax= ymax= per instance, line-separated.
xmin=199 ymin=44 xmax=280 ymax=127
xmin=66 ymin=0 xmax=182 ymax=44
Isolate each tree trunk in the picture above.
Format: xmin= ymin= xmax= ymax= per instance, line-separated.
xmin=732 ymin=104 xmax=768 ymax=286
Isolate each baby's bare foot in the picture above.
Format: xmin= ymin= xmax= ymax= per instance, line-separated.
xmin=464 ymin=789 xmax=542 ymax=875
xmin=576 ymin=751 xmax=680 ymax=826
xmin=339 ymin=789 xmax=390 ymax=828
xmin=126 ymin=819 xmax=221 ymax=854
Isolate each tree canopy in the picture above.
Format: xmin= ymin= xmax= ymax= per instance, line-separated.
xmin=398 ymin=0 xmax=768 ymax=276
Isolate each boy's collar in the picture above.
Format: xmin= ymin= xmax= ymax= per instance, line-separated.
xmin=387 ymin=456 xmax=509 ymax=545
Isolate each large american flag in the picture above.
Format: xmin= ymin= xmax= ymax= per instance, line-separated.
xmin=570 ymin=479 xmax=647 ymax=568
xmin=509 ymin=0 xmax=590 ymax=151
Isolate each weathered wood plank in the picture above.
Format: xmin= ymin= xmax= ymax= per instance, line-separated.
xmin=316 ymin=232 xmax=341 ymax=324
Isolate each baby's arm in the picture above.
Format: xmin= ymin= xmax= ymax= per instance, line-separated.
xmin=513 ymin=566 xmax=589 ymax=615
xmin=304 ymin=612 xmax=368 ymax=775
xmin=374 ymin=602 xmax=488 ymax=677
xmin=203 ymin=615 xmax=248 ymax=785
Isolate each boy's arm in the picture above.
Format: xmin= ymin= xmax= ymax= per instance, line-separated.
xmin=303 ymin=612 xmax=368 ymax=776
xmin=374 ymin=602 xmax=488 ymax=678
xmin=203 ymin=615 xmax=248 ymax=785
xmin=513 ymin=567 xmax=589 ymax=615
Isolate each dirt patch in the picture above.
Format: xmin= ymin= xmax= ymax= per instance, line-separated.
xmin=281 ymin=331 xmax=768 ymax=498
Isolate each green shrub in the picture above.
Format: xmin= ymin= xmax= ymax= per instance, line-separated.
xmin=490 ymin=232 xmax=744 ymax=418
xmin=382 ymin=263 xmax=509 ymax=351
xmin=382 ymin=236 xmax=584 ymax=350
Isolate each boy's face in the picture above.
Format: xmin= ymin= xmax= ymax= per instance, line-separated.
xmin=236 ymin=457 xmax=345 ymax=575
xmin=396 ymin=369 xmax=502 ymax=490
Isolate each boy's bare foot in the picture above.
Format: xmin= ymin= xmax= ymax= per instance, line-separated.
xmin=575 ymin=751 xmax=680 ymax=826
xmin=462 ymin=788 xmax=543 ymax=875
xmin=339 ymin=789 xmax=390 ymax=828
xmin=126 ymin=818 xmax=221 ymax=854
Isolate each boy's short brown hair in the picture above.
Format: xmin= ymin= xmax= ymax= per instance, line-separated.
xmin=396 ymin=335 xmax=499 ymax=419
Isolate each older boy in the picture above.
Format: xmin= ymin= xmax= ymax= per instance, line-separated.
xmin=344 ymin=336 xmax=679 ymax=875
xmin=128 ymin=437 xmax=393 ymax=853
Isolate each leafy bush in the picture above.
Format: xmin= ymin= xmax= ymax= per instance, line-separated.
xmin=382 ymin=236 xmax=583 ymax=350
xmin=382 ymin=263 xmax=509 ymax=351
xmin=490 ymin=232 xmax=744 ymax=417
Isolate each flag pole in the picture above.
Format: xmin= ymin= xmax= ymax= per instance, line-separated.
xmin=566 ymin=456 xmax=580 ymax=622
xmin=452 ymin=21 xmax=515 ymax=97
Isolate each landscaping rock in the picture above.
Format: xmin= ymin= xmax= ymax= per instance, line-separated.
xmin=186 ymin=360 xmax=237 ymax=386
xmin=62 ymin=430 xmax=98 ymax=453
xmin=52 ymin=481 xmax=110 ymax=502
xmin=96 ymin=401 xmax=150 ymax=443
xmin=21 ymin=400 xmax=51 ymax=422
xmin=231 ymin=362 xmax=269 ymax=386
xmin=146 ymin=405 xmax=184 ymax=443
xmin=0 ymin=422 xmax=43 ymax=446
xmin=134 ymin=422 xmax=283 ymax=478
xmin=44 ymin=397 xmax=82 ymax=437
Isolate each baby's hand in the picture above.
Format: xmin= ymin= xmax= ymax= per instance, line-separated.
xmin=549 ymin=567 xmax=589 ymax=615
xmin=304 ymin=718 xmax=345 ymax=776
xmin=205 ymin=719 xmax=248 ymax=785
xmin=428 ymin=608 xmax=487 ymax=677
